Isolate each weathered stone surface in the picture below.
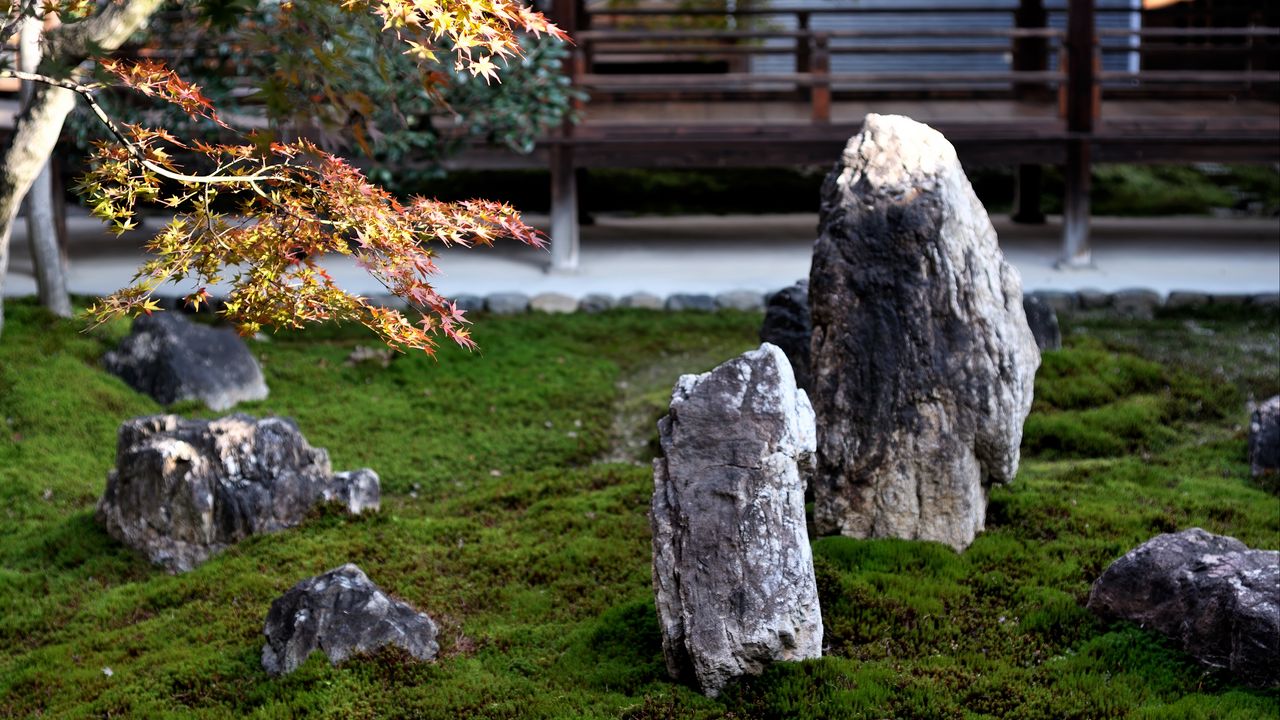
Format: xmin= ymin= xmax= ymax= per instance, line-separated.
xmin=96 ymin=415 xmax=380 ymax=572
xmin=1211 ymin=293 xmax=1252 ymax=307
xmin=808 ymin=114 xmax=1040 ymax=551
xmin=1111 ymin=288 xmax=1162 ymax=320
xmin=714 ymin=290 xmax=765 ymax=312
xmin=103 ymin=313 xmax=269 ymax=411
xmin=530 ymin=292 xmax=578 ymax=314
xmin=1087 ymin=528 xmax=1280 ymax=688
xmin=651 ymin=343 xmax=823 ymax=697
xmin=485 ymin=292 xmax=530 ymax=315
xmin=1165 ymin=291 xmax=1211 ymax=310
xmin=452 ymin=294 xmax=485 ymax=313
xmin=1251 ymin=293 xmax=1280 ymax=309
xmin=759 ymin=281 xmax=812 ymax=392
xmin=579 ymin=293 xmax=616 ymax=314
xmin=665 ymin=293 xmax=716 ymax=312
xmin=619 ymin=292 xmax=664 ymax=310
xmin=1249 ymin=396 xmax=1280 ymax=479
xmin=262 ymin=564 xmax=438 ymax=676
xmin=1022 ymin=294 xmax=1062 ymax=352
xmin=1031 ymin=290 xmax=1077 ymax=315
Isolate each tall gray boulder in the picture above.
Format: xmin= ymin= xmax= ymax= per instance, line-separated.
xmin=263 ymin=564 xmax=439 ymax=676
xmin=651 ymin=343 xmax=823 ymax=698
xmin=97 ymin=414 xmax=380 ymax=572
xmin=808 ymin=114 xmax=1040 ymax=551
xmin=104 ymin=313 xmax=269 ymax=411
xmin=1087 ymin=528 xmax=1279 ymax=688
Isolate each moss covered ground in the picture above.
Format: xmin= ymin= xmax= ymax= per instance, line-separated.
xmin=0 ymin=298 xmax=1277 ymax=719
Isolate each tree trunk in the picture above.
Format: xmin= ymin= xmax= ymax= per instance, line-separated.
xmin=0 ymin=0 xmax=164 ymax=338
xmin=20 ymin=14 xmax=72 ymax=317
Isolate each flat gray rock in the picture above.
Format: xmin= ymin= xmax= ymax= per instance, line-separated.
xmin=451 ymin=294 xmax=485 ymax=313
xmin=96 ymin=414 xmax=380 ymax=572
xmin=1087 ymin=528 xmax=1279 ymax=688
xmin=1249 ymin=396 xmax=1280 ymax=480
xmin=578 ymin=293 xmax=616 ymax=313
xmin=1031 ymin=290 xmax=1076 ymax=315
xmin=619 ymin=292 xmax=664 ymax=310
xmin=652 ymin=343 xmax=822 ymax=697
xmin=714 ymin=290 xmax=765 ymax=312
xmin=665 ymin=294 xmax=716 ymax=312
xmin=1111 ymin=288 xmax=1162 ymax=320
xmin=262 ymin=564 xmax=438 ymax=676
xmin=530 ymin=292 xmax=578 ymax=314
xmin=808 ymin=114 xmax=1039 ymax=551
xmin=486 ymin=293 xmax=529 ymax=315
xmin=1165 ymin=291 xmax=1211 ymax=310
xmin=103 ymin=313 xmax=268 ymax=411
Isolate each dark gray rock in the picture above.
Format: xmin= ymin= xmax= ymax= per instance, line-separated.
xmin=1077 ymin=288 xmax=1110 ymax=310
xmin=619 ymin=292 xmax=664 ymax=310
xmin=103 ymin=313 xmax=269 ymax=411
xmin=714 ymin=290 xmax=765 ymax=312
xmin=485 ymin=293 xmax=529 ymax=315
xmin=1087 ymin=528 xmax=1280 ymax=688
xmin=652 ymin=344 xmax=822 ymax=697
xmin=1249 ymin=396 xmax=1280 ymax=480
xmin=579 ymin=293 xmax=616 ymax=314
xmin=1166 ymin=291 xmax=1212 ymax=310
xmin=759 ymin=281 xmax=812 ymax=392
xmin=452 ymin=294 xmax=485 ymax=313
xmin=665 ymin=294 xmax=716 ymax=312
xmin=96 ymin=414 xmax=380 ymax=572
xmin=1251 ymin=293 xmax=1279 ymax=309
xmin=808 ymin=114 xmax=1040 ymax=551
xmin=1031 ymin=290 xmax=1077 ymax=316
xmin=1211 ymin=293 xmax=1252 ymax=307
xmin=1111 ymin=288 xmax=1162 ymax=320
xmin=1022 ymin=294 xmax=1062 ymax=352
xmin=262 ymin=564 xmax=438 ymax=676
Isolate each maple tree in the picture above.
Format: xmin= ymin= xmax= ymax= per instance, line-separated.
xmin=0 ymin=0 xmax=570 ymax=353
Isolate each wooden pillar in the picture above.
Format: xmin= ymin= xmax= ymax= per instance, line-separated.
xmin=1012 ymin=0 xmax=1048 ymax=224
xmin=795 ymin=11 xmax=811 ymax=101
xmin=549 ymin=143 xmax=580 ymax=273
xmin=1060 ymin=0 xmax=1097 ymax=268
xmin=810 ymin=33 xmax=831 ymax=125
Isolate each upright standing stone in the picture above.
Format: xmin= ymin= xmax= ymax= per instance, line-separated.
xmin=651 ymin=344 xmax=822 ymax=697
xmin=808 ymin=114 xmax=1039 ymax=551
xmin=103 ymin=313 xmax=269 ymax=411
xmin=1087 ymin=528 xmax=1279 ymax=688
xmin=1022 ymin=294 xmax=1062 ymax=352
xmin=1249 ymin=395 xmax=1280 ymax=480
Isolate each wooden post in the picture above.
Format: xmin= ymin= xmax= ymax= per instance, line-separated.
xmin=1012 ymin=0 xmax=1048 ymax=224
xmin=547 ymin=0 xmax=581 ymax=273
xmin=796 ymin=11 xmax=811 ymax=100
xmin=1060 ymin=0 xmax=1097 ymax=268
xmin=549 ymin=143 xmax=580 ymax=273
xmin=810 ymin=33 xmax=831 ymax=125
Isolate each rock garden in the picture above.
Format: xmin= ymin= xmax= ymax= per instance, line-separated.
xmin=1 ymin=116 xmax=1277 ymax=718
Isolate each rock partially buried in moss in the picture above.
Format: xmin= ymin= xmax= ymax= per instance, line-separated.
xmin=96 ymin=414 xmax=380 ymax=573
xmin=808 ymin=114 xmax=1040 ymax=552
xmin=1249 ymin=396 xmax=1280 ymax=480
xmin=652 ymin=343 xmax=823 ymax=698
xmin=262 ymin=564 xmax=439 ymax=676
xmin=1087 ymin=528 xmax=1280 ymax=688
xmin=103 ymin=312 xmax=268 ymax=411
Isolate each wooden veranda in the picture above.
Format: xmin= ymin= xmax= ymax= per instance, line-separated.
xmin=502 ymin=0 xmax=1280 ymax=271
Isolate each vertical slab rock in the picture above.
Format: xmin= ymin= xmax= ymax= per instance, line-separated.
xmin=760 ymin=280 xmax=812 ymax=392
xmin=262 ymin=564 xmax=439 ymax=676
xmin=1087 ymin=528 xmax=1280 ymax=688
xmin=809 ymin=114 xmax=1040 ymax=551
xmin=96 ymin=414 xmax=380 ymax=572
xmin=651 ymin=343 xmax=822 ymax=698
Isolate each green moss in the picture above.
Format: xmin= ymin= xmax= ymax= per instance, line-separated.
xmin=1 ymin=299 xmax=1277 ymax=718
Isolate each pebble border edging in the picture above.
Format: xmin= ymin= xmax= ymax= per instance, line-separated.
xmin=154 ymin=288 xmax=1277 ymax=317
